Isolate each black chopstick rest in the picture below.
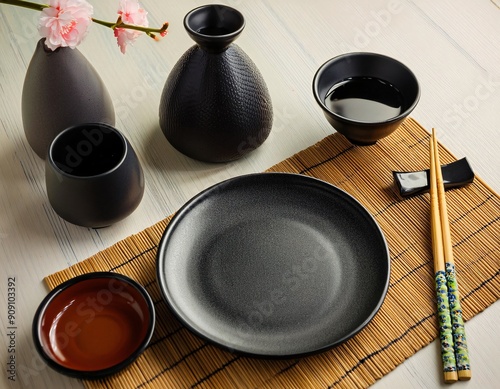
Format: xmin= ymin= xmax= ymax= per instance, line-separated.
xmin=393 ymin=158 xmax=474 ymax=197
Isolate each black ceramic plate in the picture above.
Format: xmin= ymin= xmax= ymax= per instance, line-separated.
xmin=157 ymin=173 xmax=390 ymax=358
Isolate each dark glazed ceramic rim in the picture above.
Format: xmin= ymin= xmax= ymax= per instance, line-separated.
xmin=32 ymin=272 xmax=155 ymax=379
xmin=156 ymin=172 xmax=391 ymax=358
xmin=312 ymin=52 xmax=421 ymax=126
xmin=184 ymin=4 xmax=245 ymax=52
xmin=47 ymin=123 xmax=128 ymax=179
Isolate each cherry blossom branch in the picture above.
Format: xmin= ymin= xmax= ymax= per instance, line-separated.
xmin=1 ymin=0 xmax=46 ymax=12
xmin=0 ymin=0 xmax=169 ymax=40
xmin=92 ymin=16 xmax=169 ymax=39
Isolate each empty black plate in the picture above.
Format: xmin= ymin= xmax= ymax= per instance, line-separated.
xmin=156 ymin=173 xmax=390 ymax=358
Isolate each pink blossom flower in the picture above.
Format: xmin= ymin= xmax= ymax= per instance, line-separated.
xmin=38 ymin=0 xmax=94 ymax=50
xmin=114 ymin=0 xmax=149 ymax=54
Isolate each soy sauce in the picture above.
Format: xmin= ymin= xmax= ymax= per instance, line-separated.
xmin=324 ymin=77 xmax=404 ymax=122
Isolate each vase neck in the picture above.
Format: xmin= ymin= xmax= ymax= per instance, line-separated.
xmin=184 ymin=4 xmax=245 ymax=53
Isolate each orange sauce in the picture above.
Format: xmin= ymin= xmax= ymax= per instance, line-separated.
xmin=39 ymin=277 xmax=150 ymax=371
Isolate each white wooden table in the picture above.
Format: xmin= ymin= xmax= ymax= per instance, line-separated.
xmin=1 ymin=0 xmax=499 ymax=387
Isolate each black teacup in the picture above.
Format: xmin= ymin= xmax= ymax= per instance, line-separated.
xmin=45 ymin=123 xmax=144 ymax=228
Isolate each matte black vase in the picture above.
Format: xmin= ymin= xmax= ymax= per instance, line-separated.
xmin=22 ymin=39 xmax=115 ymax=159
xmin=159 ymin=4 xmax=273 ymax=162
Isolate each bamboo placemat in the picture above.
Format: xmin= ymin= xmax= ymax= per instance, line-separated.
xmin=45 ymin=118 xmax=500 ymax=388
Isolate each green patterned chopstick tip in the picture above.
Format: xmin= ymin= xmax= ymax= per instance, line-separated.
xmin=435 ymin=270 xmax=457 ymax=376
xmin=445 ymin=262 xmax=471 ymax=375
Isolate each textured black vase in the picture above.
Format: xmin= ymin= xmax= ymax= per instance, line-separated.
xmin=22 ymin=39 xmax=115 ymax=159
xmin=159 ymin=4 xmax=273 ymax=162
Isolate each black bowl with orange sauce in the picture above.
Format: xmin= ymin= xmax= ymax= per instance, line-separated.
xmin=32 ymin=272 xmax=155 ymax=379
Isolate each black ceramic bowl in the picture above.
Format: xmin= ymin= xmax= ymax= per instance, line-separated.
xmin=33 ymin=272 xmax=155 ymax=379
xmin=313 ymin=52 xmax=420 ymax=145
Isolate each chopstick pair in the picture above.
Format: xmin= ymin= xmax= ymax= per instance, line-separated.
xmin=429 ymin=128 xmax=472 ymax=383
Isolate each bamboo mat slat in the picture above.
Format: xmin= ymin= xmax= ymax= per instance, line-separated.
xmin=45 ymin=118 xmax=500 ymax=389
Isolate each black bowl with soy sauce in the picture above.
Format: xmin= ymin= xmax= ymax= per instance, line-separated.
xmin=313 ymin=52 xmax=420 ymax=145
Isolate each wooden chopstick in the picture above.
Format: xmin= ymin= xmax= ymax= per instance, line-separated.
xmin=430 ymin=129 xmax=458 ymax=383
xmin=431 ymin=129 xmax=472 ymax=381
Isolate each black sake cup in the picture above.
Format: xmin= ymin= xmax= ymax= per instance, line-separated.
xmin=45 ymin=123 xmax=144 ymax=228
